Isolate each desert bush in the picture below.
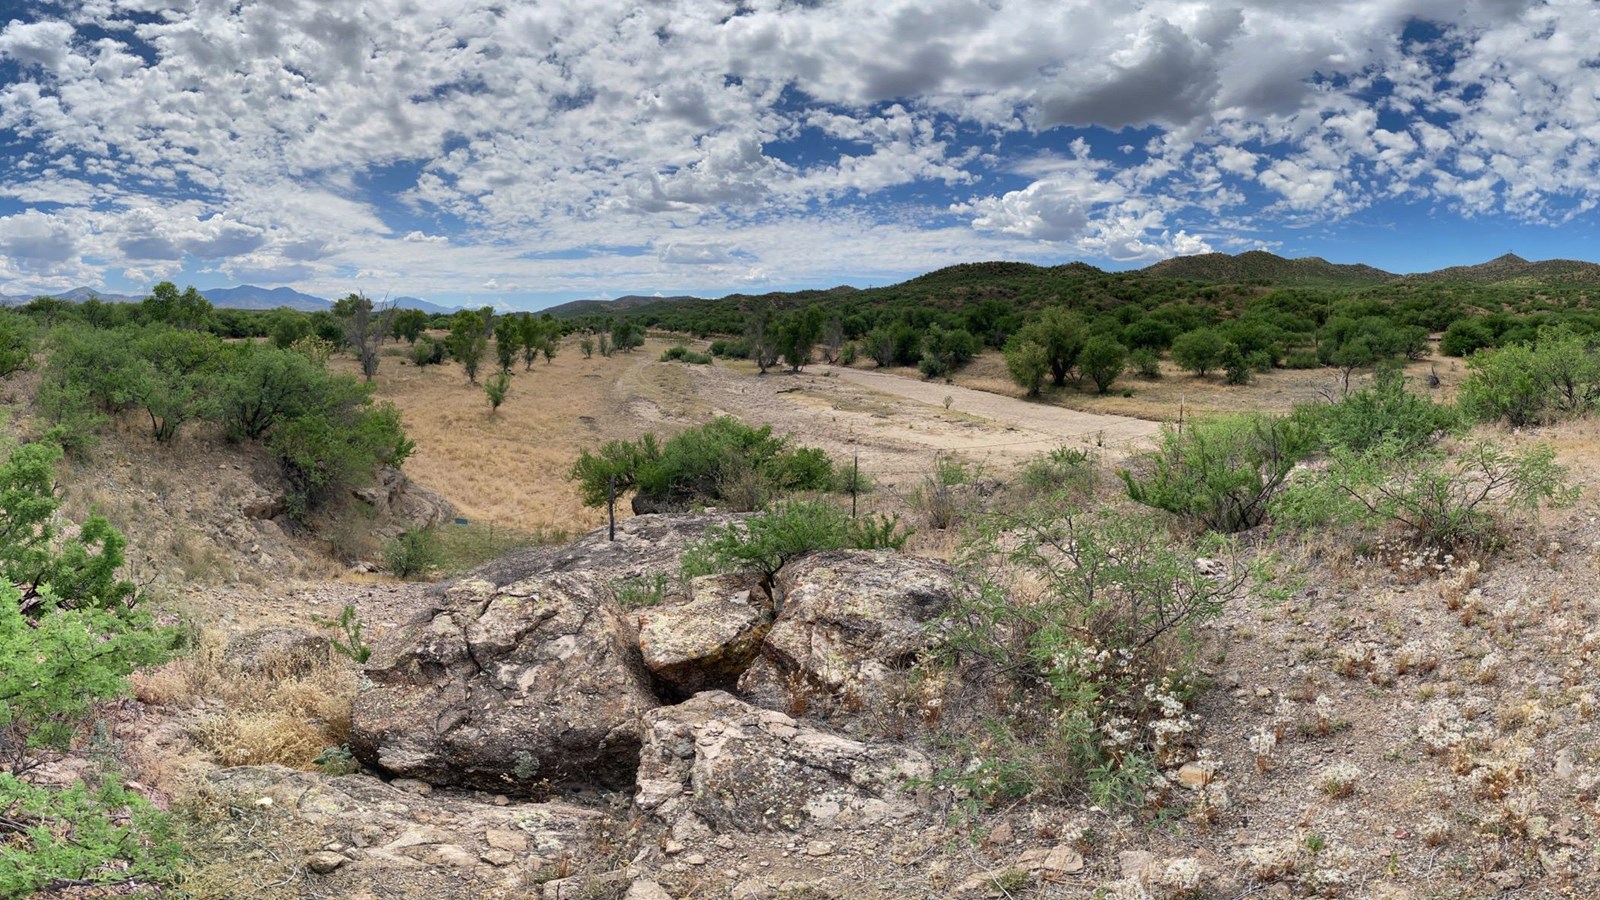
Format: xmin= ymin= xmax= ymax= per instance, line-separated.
xmin=0 ymin=311 xmax=35 ymax=379
xmin=681 ymin=500 xmax=910 ymax=589
xmin=270 ymin=398 xmax=413 ymax=518
xmin=1003 ymin=338 xmax=1049 ymax=397
xmin=1459 ymin=326 xmax=1600 ymax=427
xmin=660 ymin=345 xmax=713 ymax=364
xmin=1078 ymin=336 xmax=1128 ymax=393
xmin=918 ymin=325 xmax=980 ymax=379
xmin=1294 ymin=367 xmax=1460 ymax=454
xmin=0 ymin=437 xmax=175 ymax=788
xmin=1017 ymin=445 xmax=1099 ymax=499
xmin=411 ymin=336 xmax=445 ymax=366
xmin=0 ymin=772 xmax=183 ymax=896
xmin=1129 ymin=348 xmax=1161 ymax=379
xmin=708 ymin=338 xmax=749 ymax=359
xmin=569 ymin=416 xmax=836 ymax=511
xmin=1288 ymin=439 xmax=1577 ymax=551
xmin=484 ymin=371 xmax=510 ymax=412
xmin=385 ymin=528 xmax=442 ymax=578
xmin=912 ymin=454 xmax=975 ymax=530
xmin=1170 ymin=328 xmax=1224 ymax=377
xmin=1121 ymin=414 xmax=1316 ymax=533
xmin=944 ymin=505 xmax=1252 ymax=804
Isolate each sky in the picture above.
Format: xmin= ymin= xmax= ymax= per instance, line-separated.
xmin=1 ymin=1 xmax=1599 ymax=310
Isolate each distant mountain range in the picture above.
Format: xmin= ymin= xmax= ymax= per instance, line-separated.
xmin=540 ymin=294 xmax=701 ymax=317
xmin=0 ymin=284 xmax=460 ymax=314
xmin=1140 ymin=250 xmax=1397 ymax=285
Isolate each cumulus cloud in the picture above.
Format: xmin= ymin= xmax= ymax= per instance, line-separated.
xmin=0 ymin=0 xmax=1594 ymax=299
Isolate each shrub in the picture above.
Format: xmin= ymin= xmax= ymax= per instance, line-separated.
xmin=680 ymin=500 xmax=910 ymax=591
xmin=1003 ymin=339 xmax=1049 ymax=397
xmin=1459 ymin=326 xmax=1600 ymax=427
xmin=412 ymin=336 xmax=445 ymax=367
xmin=708 ymin=338 xmax=749 ymax=359
xmin=0 ymin=438 xmax=174 ymax=778
xmin=1129 ymin=348 xmax=1161 ymax=379
xmin=569 ymin=417 xmax=835 ymax=512
xmin=1122 ymin=414 xmax=1316 ymax=532
xmin=270 ymin=399 xmax=413 ymax=518
xmin=0 ymin=773 xmax=183 ymax=896
xmin=1171 ymin=328 xmax=1224 ymax=377
xmin=1294 ymin=368 xmax=1460 ymax=454
xmin=484 ymin=372 xmax=510 ymax=412
xmin=1017 ymin=446 xmax=1098 ymax=499
xmin=946 ymin=505 xmax=1253 ymax=802
xmin=1307 ymin=440 xmax=1577 ymax=551
xmin=912 ymin=454 xmax=976 ymax=529
xmin=385 ymin=529 xmax=441 ymax=578
xmin=660 ymin=345 xmax=712 ymax=364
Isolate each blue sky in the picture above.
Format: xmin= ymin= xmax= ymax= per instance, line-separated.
xmin=1 ymin=1 xmax=1598 ymax=310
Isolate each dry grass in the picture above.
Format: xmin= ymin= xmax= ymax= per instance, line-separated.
xmin=939 ymin=347 xmax=1468 ymax=421
xmin=336 ymin=335 xmax=695 ymax=533
xmin=132 ymin=627 xmax=357 ymax=770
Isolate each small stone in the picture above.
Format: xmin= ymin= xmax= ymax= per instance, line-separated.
xmin=1487 ymin=870 xmax=1523 ymax=891
xmin=431 ymin=844 xmax=478 ymax=867
xmin=715 ymin=834 xmax=737 ymax=850
xmin=805 ymin=840 xmax=835 ymax=857
xmin=486 ymin=828 xmax=528 ymax=852
xmin=1119 ymin=851 xmax=1155 ymax=880
xmin=1554 ymin=749 xmax=1576 ymax=780
xmin=987 ymin=822 xmax=1014 ymax=845
xmin=1176 ymin=762 xmax=1212 ymax=789
xmin=625 ymin=881 xmax=674 ymax=900
xmin=481 ymin=849 xmax=516 ymax=867
xmin=306 ymin=851 xmax=346 ymax=874
xmin=684 ymin=853 xmax=707 ymax=866
xmin=390 ymin=778 xmax=432 ymax=796
xmin=663 ymin=839 xmax=686 ymax=856
xmin=1018 ymin=845 xmax=1085 ymax=877
xmin=1255 ymin=687 xmax=1273 ymax=698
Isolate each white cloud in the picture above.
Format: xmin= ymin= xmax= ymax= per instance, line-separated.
xmin=0 ymin=1 xmax=1594 ymax=300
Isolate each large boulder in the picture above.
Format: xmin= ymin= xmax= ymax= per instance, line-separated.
xmin=737 ymin=550 xmax=960 ymax=734
xmin=635 ymin=691 xmax=932 ymax=834
xmin=356 ymin=466 xmax=455 ymax=537
xmin=459 ymin=513 xmax=743 ymax=591
xmin=349 ymin=573 xmax=660 ymax=794
xmin=637 ymin=574 xmax=772 ymax=699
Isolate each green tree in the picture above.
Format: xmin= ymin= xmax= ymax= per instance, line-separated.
xmin=1004 ymin=338 xmax=1049 ymax=397
xmin=140 ymin=282 xmax=213 ymax=331
xmin=1170 ymin=328 xmax=1224 ymax=378
xmin=777 ymin=309 xmax=823 ymax=372
xmin=447 ymin=311 xmax=488 ymax=383
xmin=1017 ymin=308 xmax=1085 ymax=387
xmin=1077 ymin=336 xmax=1127 ymax=394
xmin=493 ymin=315 xmax=521 ymax=374
xmin=391 ymin=308 xmax=429 ymax=345
xmin=332 ymin=293 xmax=392 ymax=382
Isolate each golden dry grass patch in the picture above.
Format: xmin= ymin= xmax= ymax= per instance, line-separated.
xmin=339 ymin=336 xmax=702 ymax=532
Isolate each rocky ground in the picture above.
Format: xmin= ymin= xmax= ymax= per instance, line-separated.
xmin=28 ymin=353 xmax=1600 ymax=900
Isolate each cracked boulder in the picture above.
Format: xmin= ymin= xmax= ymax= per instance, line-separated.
xmin=458 ymin=513 xmax=743 ymax=591
xmin=737 ymin=550 xmax=960 ymax=735
xmin=637 ymin=573 xmax=772 ymax=699
xmin=635 ymin=690 xmax=932 ymax=834
xmin=349 ymin=573 xmax=659 ymax=794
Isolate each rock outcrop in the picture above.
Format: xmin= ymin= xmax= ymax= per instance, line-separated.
xmin=356 ymin=466 xmax=455 ymax=537
xmin=737 ymin=550 xmax=960 ymax=734
xmin=637 ymin=573 xmax=771 ymax=699
xmin=635 ymin=690 xmax=931 ymax=834
xmin=201 ymin=765 xmax=611 ymax=896
xmin=458 ymin=513 xmax=743 ymax=591
xmin=349 ymin=573 xmax=659 ymax=794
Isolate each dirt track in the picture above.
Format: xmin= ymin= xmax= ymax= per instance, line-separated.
xmin=628 ymin=357 xmax=1161 ymax=493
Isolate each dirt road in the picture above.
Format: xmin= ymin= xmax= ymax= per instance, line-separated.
xmin=640 ymin=357 xmax=1162 ymax=492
